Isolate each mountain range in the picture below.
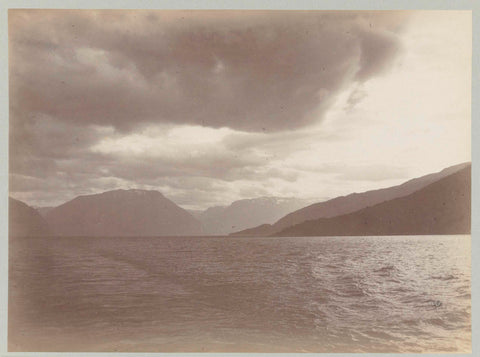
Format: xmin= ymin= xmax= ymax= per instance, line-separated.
xmin=231 ymin=162 xmax=471 ymax=236
xmin=196 ymin=197 xmax=313 ymax=235
xmin=44 ymin=189 xmax=201 ymax=237
xmin=277 ymin=165 xmax=470 ymax=236
xmin=9 ymin=162 xmax=471 ymax=237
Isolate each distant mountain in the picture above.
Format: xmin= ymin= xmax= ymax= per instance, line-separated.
xmin=9 ymin=197 xmax=51 ymax=237
xmin=198 ymin=197 xmax=312 ymax=235
xmin=231 ymin=162 xmax=470 ymax=236
xmin=45 ymin=189 xmax=202 ymax=237
xmin=277 ymin=166 xmax=470 ymax=236
xmin=186 ymin=209 xmax=204 ymax=220
xmin=231 ymin=223 xmax=274 ymax=237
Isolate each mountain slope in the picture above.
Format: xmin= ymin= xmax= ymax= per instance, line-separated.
xmin=45 ymin=189 xmax=202 ymax=237
xmin=36 ymin=206 xmax=54 ymax=217
xmin=277 ymin=166 xmax=470 ymax=236
xmin=198 ymin=197 xmax=312 ymax=235
xmin=9 ymin=197 xmax=51 ymax=237
xmin=231 ymin=162 xmax=470 ymax=236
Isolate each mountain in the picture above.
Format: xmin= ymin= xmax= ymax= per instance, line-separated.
xmin=231 ymin=162 xmax=470 ymax=236
xmin=197 ymin=197 xmax=312 ymax=235
xmin=36 ymin=206 xmax=54 ymax=217
xmin=186 ymin=209 xmax=204 ymax=220
xmin=45 ymin=189 xmax=202 ymax=237
xmin=277 ymin=165 xmax=470 ymax=236
xmin=9 ymin=197 xmax=51 ymax=237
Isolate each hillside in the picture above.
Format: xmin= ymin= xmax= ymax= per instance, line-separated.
xmin=9 ymin=197 xmax=51 ymax=237
xmin=36 ymin=206 xmax=54 ymax=217
xmin=231 ymin=162 xmax=470 ymax=236
xmin=277 ymin=166 xmax=470 ymax=236
xmin=45 ymin=189 xmax=202 ymax=237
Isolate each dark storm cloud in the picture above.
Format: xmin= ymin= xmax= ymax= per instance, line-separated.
xmin=8 ymin=10 xmax=411 ymax=207
xmin=9 ymin=113 xmax=105 ymax=161
xmin=10 ymin=10 xmax=407 ymax=133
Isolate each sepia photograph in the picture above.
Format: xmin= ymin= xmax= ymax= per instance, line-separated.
xmin=6 ymin=6 xmax=473 ymax=353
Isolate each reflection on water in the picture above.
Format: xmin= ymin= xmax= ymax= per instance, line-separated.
xmin=9 ymin=235 xmax=471 ymax=352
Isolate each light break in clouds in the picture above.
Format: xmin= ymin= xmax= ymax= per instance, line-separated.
xmin=9 ymin=10 xmax=471 ymax=210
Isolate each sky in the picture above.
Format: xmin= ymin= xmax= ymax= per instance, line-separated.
xmin=8 ymin=10 xmax=471 ymax=210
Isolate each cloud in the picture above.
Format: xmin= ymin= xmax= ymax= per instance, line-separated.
xmin=10 ymin=10 xmax=407 ymax=133
xmin=10 ymin=10 xmax=434 ymax=209
xmin=313 ymin=162 xmax=409 ymax=182
xmin=344 ymin=85 xmax=368 ymax=112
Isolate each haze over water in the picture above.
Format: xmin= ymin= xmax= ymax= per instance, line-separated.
xmin=9 ymin=235 xmax=470 ymax=353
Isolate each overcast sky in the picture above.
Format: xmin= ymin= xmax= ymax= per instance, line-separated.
xmin=9 ymin=10 xmax=471 ymax=210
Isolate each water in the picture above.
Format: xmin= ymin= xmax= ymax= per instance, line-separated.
xmin=9 ymin=235 xmax=471 ymax=352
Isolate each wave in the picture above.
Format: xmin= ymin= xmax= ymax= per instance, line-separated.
xmin=430 ymin=274 xmax=457 ymax=281
xmin=374 ymin=265 xmax=397 ymax=276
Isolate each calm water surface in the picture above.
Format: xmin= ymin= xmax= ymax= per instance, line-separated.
xmin=9 ymin=235 xmax=471 ymax=352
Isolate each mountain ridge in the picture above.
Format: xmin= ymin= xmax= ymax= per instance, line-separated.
xmin=276 ymin=165 xmax=470 ymax=236
xmin=45 ymin=189 xmax=202 ymax=237
xmin=197 ymin=196 xmax=313 ymax=235
xmin=231 ymin=162 xmax=471 ymax=236
xmin=9 ymin=197 xmax=51 ymax=237
xmin=10 ymin=162 xmax=471 ymax=238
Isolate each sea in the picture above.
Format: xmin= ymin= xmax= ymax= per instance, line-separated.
xmin=8 ymin=235 xmax=471 ymax=353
